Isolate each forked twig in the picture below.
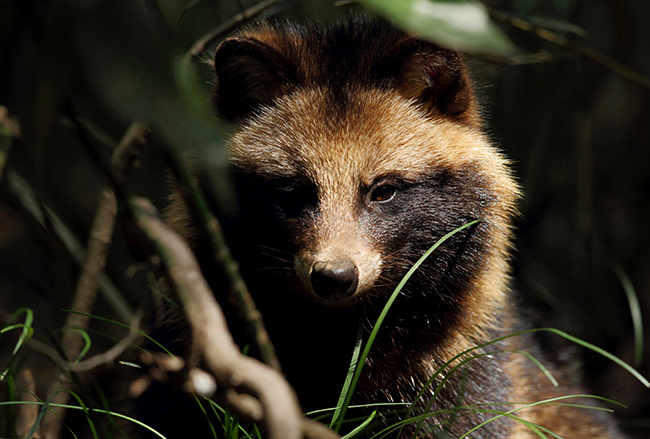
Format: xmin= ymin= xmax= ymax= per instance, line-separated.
xmin=24 ymin=313 xmax=143 ymax=373
xmin=165 ymin=152 xmax=282 ymax=371
xmin=41 ymin=121 xmax=148 ymax=439
xmin=186 ymin=0 xmax=281 ymax=59
xmin=489 ymin=9 xmax=650 ymax=91
xmin=130 ymin=197 xmax=307 ymax=439
xmin=62 ymin=121 xmax=148 ymax=362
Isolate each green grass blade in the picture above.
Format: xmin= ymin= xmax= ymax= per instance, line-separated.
xmin=62 ymin=310 xmax=175 ymax=357
xmin=23 ymin=387 xmax=61 ymax=439
xmin=511 ymin=350 xmax=558 ymax=387
xmin=534 ymin=328 xmax=649 ymax=387
xmin=609 ymin=262 xmax=643 ymax=367
xmin=0 ymin=401 xmax=167 ymax=438
xmin=333 ymin=220 xmax=480 ymax=432
xmin=202 ymin=397 xmax=260 ymax=438
xmin=1 ymin=308 xmax=35 ymax=381
xmin=340 ymin=410 xmax=377 ymax=439
xmin=410 ymin=350 xmax=507 ymax=438
xmin=331 ymin=321 xmax=364 ymax=428
xmin=66 ymin=390 xmax=99 ymax=439
xmin=90 ymin=409 xmax=168 ymax=439
xmin=193 ymin=395 xmax=219 ymax=439
xmin=402 ymin=326 xmax=643 ymax=438
xmin=62 ymin=327 xmax=92 ymax=363
xmin=455 ymin=394 xmax=622 ymax=439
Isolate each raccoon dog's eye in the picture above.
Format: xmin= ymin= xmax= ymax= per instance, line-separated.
xmin=369 ymin=184 xmax=397 ymax=203
xmin=270 ymin=181 xmax=313 ymax=209
xmin=280 ymin=185 xmax=305 ymax=204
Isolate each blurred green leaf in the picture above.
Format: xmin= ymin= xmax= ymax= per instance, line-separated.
xmin=174 ymin=56 xmax=216 ymax=123
xmin=362 ymin=0 xmax=516 ymax=54
xmin=0 ymin=308 xmax=34 ymax=381
xmin=75 ymin=1 xmax=236 ymax=211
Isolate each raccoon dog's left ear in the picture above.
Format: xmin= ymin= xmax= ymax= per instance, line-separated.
xmin=213 ymin=36 xmax=298 ymax=121
xmin=387 ymin=41 xmax=478 ymax=125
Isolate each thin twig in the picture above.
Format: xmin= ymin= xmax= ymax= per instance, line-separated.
xmin=69 ymin=312 xmax=142 ymax=372
xmin=62 ymin=120 xmax=148 ymax=362
xmin=130 ymin=197 xmax=310 ymax=439
xmin=478 ymin=50 xmax=575 ymax=66
xmin=22 ymin=313 xmax=143 ymax=373
xmin=165 ymin=151 xmax=282 ymax=371
xmin=186 ymin=0 xmax=281 ymax=59
xmin=42 ymin=120 xmax=148 ymax=439
xmin=489 ymin=9 xmax=650 ymax=91
xmin=38 ymin=311 xmax=143 ymax=439
xmin=61 ymin=187 xmax=118 ymax=362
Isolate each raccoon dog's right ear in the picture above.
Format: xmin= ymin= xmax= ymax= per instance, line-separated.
xmin=213 ymin=37 xmax=298 ymax=121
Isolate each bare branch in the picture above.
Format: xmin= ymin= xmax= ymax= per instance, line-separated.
xmin=489 ymin=9 xmax=650 ymax=91
xmin=41 ymin=121 xmax=148 ymax=439
xmin=130 ymin=197 xmax=334 ymax=439
xmin=110 ymin=122 xmax=149 ymax=184
xmin=63 ymin=121 xmax=148 ymax=363
xmin=4 ymin=312 xmax=140 ymax=377
xmin=62 ymin=187 xmax=118 ymax=361
xmin=18 ymin=313 xmax=142 ymax=374
xmin=165 ymin=151 xmax=282 ymax=371
xmin=186 ymin=0 xmax=281 ymax=59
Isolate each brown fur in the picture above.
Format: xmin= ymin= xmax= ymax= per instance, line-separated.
xmin=166 ymin=17 xmax=626 ymax=439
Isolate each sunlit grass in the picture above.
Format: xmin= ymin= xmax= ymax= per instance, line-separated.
xmin=1 ymin=219 xmax=647 ymax=439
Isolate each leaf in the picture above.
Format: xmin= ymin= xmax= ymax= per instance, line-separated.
xmin=1 ymin=308 xmax=34 ymax=381
xmin=362 ymin=0 xmax=516 ymax=54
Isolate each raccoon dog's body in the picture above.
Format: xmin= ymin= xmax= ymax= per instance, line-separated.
xmin=167 ymin=17 xmax=625 ymax=438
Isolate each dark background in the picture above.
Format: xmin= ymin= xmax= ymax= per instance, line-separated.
xmin=0 ymin=0 xmax=649 ymax=437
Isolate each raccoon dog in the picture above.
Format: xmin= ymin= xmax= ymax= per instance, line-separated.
xmin=166 ymin=17 xmax=626 ymax=439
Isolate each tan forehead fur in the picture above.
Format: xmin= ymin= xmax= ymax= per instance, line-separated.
xmin=229 ymin=88 xmax=513 ymax=195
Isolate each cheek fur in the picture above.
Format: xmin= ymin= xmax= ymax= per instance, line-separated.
xmin=358 ymin=169 xmax=496 ymax=300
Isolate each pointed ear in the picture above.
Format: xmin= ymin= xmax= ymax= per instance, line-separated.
xmin=213 ymin=36 xmax=298 ymax=121
xmin=385 ymin=42 xmax=479 ymax=125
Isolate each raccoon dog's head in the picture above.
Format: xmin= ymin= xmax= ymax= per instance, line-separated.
xmin=212 ymin=18 xmax=518 ymax=309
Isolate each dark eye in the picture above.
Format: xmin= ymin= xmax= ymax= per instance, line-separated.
xmin=279 ymin=184 xmax=306 ymax=204
xmin=369 ymin=184 xmax=397 ymax=203
xmin=270 ymin=180 xmax=315 ymax=211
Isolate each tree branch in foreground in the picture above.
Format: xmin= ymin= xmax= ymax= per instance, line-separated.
xmin=130 ymin=196 xmax=339 ymax=439
xmin=165 ymin=150 xmax=281 ymax=371
xmin=489 ymin=9 xmax=650 ymax=91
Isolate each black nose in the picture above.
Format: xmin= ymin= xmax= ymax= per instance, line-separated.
xmin=310 ymin=260 xmax=359 ymax=300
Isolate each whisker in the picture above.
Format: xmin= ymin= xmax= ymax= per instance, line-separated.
xmin=255 ymin=266 xmax=294 ymax=273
